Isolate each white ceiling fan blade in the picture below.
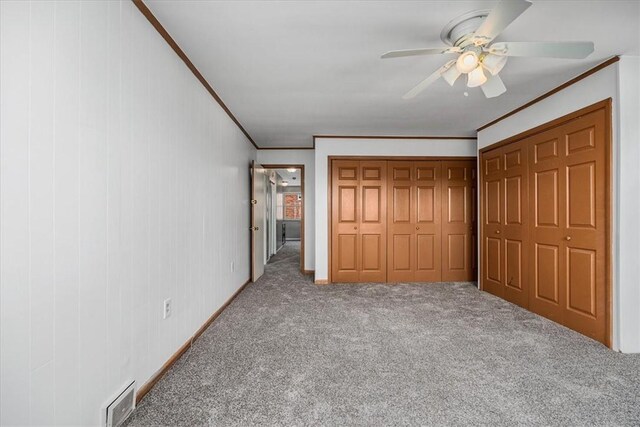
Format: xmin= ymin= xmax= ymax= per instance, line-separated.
xmin=481 ymin=73 xmax=507 ymax=98
xmin=381 ymin=47 xmax=461 ymax=59
xmin=473 ymin=0 xmax=532 ymax=43
xmin=488 ymin=41 xmax=594 ymax=59
xmin=402 ymin=61 xmax=455 ymax=99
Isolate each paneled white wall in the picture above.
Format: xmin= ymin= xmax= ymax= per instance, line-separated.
xmin=0 ymin=1 xmax=255 ymax=425
xmin=313 ymin=138 xmax=477 ymax=281
xmin=256 ymin=149 xmax=315 ymax=270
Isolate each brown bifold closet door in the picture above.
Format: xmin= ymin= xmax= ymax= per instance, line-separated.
xmin=528 ymin=108 xmax=608 ymax=344
xmin=482 ymin=149 xmax=504 ymax=297
xmin=482 ymin=141 xmax=529 ymax=305
xmin=331 ymin=159 xmax=387 ymax=282
xmin=441 ymin=161 xmax=475 ymax=282
xmin=501 ymin=142 xmax=529 ymax=307
xmin=387 ymin=161 xmax=442 ymax=283
xmin=481 ymin=102 xmax=609 ymax=346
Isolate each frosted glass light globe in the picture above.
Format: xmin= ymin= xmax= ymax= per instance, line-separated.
xmin=456 ymin=51 xmax=479 ymax=74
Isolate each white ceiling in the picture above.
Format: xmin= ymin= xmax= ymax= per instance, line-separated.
xmin=146 ymin=0 xmax=640 ymax=148
xmin=274 ymin=168 xmax=301 ymax=186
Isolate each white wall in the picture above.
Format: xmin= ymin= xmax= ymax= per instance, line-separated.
xmin=257 ymin=149 xmax=315 ymax=271
xmin=477 ymin=58 xmax=640 ymax=353
xmin=314 ymin=138 xmax=477 ymax=281
xmin=0 ymin=2 xmax=256 ymax=425
xmin=615 ymin=56 xmax=640 ymax=353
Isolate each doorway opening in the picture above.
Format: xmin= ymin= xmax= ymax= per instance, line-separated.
xmin=251 ymin=163 xmax=305 ymax=282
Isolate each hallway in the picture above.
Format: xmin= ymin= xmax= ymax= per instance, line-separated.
xmin=125 ymin=244 xmax=640 ymax=426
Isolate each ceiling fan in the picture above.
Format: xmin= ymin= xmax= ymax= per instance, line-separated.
xmin=382 ymin=0 xmax=594 ymax=99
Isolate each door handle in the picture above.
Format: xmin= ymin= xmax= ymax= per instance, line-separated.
xmin=250 ymin=226 xmax=259 ymax=231
xmin=495 ymin=230 xmax=500 ymax=234
xmin=565 ymin=236 xmax=572 ymax=241
xmin=354 ymin=226 xmax=358 ymax=230
xmin=416 ymin=226 xmax=420 ymax=230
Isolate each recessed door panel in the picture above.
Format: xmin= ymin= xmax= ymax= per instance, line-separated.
xmin=566 ymin=247 xmax=596 ymax=317
xmin=447 ymin=186 xmax=466 ymax=223
xmin=505 ymin=239 xmax=522 ymax=290
xmin=567 ymin=162 xmax=595 ymax=228
xmin=535 ymin=243 xmax=559 ymax=304
xmin=393 ymin=235 xmax=411 ymax=271
xmin=416 ymin=167 xmax=436 ymax=181
xmin=486 ymin=180 xmax=501 ymax=225
xmin=393 ymin=187 xmax=411 ymax=223
xmin=416 ymin=234 xmax=435 ymax=271
xmin=362 ymin=167 xmax=382 ymax=180
xmin=485 ymin=237 xmax=501 ymax=283
xmin=392 ymin=166 xmax=411 ymax=181
xmin=416 ymin=186 xmax=435 ymax=223
xmin=362 ymin=186 xmax=381 ymax=223
xmin=362 ymin=234 xmax=382 ymax=271
xmin=566 ymin=127 xmax=595 ymax=154
xmin=505 ymin=176 xmax=522 ymax=225
xmin=535 ymin=170 xmax=559 ymax=227
xmin=339 ymin=167 xmax=357 ymax=180
xmin=505 ymin=149 xmax=521 ymax=169
xmin=338 ymin=234 xmax=357 ymax=271
xmin=485 ymin=157 xmax=501 ymax=175
xmin=534 ymin=138 xmax=558 ymax=163
xmin=447 ymin=234 xmax=466 ymax=271
xmin=339 ymin=186 xmax=357 ymax=223
xmin=447 ymin=166 xmax=466 ymax=181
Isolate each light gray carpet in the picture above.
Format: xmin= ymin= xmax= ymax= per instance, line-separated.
xmin=125 ymin=241 xmax=640 ymax=426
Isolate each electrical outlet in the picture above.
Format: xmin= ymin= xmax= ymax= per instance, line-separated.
xmin=230 ymin=261 xmax=235 ymax=272
xmin=163 ymin=298 xmax=172 ymax=319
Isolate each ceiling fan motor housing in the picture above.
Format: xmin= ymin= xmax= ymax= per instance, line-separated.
xmin=440 ymin=10 xmax=491 ymax=47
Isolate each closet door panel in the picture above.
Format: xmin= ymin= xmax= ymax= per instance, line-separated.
xmin=528 ymin=128 xmax=565 ymax=321
xmin=359 ymin=160 xmax=387 ymax=282
xmin=331 ymin=160 xmax=360 ymax=282
xmin=502 ymin=142 xmax=529 ymax=307
xmin=387 ymin=161 xmax=415 ymax=282
xmin=414 ymin=161 xmax=442 ymax=282
xmin=560 ymin=109 xmax=607 ymax=343
xmin=442 ymin=161 xmax=473 ymax=282
xmin=481 ymin=150 xmax=504 ymax=297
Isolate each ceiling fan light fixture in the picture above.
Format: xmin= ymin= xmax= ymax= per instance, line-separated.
xmin=456 ymin=51 xmax=479 ymax=74
xmin=467 ymin=65 xmax=487 ymax=87
xmin=442 ymin=64 xmax=462 ymax=86
xmin=481 ymin=53 xmax=508 ymax=76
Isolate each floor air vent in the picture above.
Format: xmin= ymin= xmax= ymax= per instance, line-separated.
xmin=104 ymin=381 xmax=136 ymax=427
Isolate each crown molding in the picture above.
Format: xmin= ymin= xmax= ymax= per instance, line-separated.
xmin=131 ymin=0 xmax=258 ymax=149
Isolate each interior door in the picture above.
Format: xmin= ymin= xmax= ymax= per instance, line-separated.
xmin=441 ymin=160 xmax=474 ymax=281
xmin=251 ymin=161 xmax=266 ymax=282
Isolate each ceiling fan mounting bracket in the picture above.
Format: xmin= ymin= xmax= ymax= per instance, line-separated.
xmin=440 ymin=9 xmax=491 ymax=47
